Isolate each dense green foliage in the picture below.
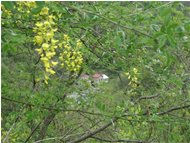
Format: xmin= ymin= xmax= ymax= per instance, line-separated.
xmin=1 ymin=2 xmax=190 ymax=143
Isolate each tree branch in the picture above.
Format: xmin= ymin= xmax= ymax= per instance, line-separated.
xmin=91 ymin=136 xmax=145 ymax=143
xmin=68 ymin=117 xmax=119 ymax=143
xmin=135 ymin=94 xmax=160 ymax=103
xmin=2 ymin=116 xmax=20 ymax=143
xmin=157 ymin=104 xmax=190 ymax=115
xmin=2 ymin=96 xmax=111 ymax=117
xmin=62 ymin=3 xmax=154 ymax=39
xmin=24 ymin=122 xmax=42 ymax=143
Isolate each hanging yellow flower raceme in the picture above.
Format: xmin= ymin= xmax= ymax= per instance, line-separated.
xmin=33 ymin=7 xmax=59 ymax=84
xmin=33 ymin=7 xmax=83 ymax=84
xmin=126 ymin=67 xmax=139 ymax=89
xmin=58 ymin=34 xmax=83 ymax=73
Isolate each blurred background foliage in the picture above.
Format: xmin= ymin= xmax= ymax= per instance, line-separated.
xmin=1 ymin=1 xmax=190 ymax=143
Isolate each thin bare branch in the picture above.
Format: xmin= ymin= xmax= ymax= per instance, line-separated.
xmin=157 ymin=104 xmax=190 ymax=115
xmin=91 ymin=136 xmax=145 ymax=143
xmin=135 ymin=94 xmax=160 ymax=103
xmin=2 ymin=96 xmax=110 ymax=117
xmin=68 ymin=117 xmax=119 ymax=143
xmin=61 ymin=3 xmax=154 ymax=39
xmin=2 ymin=116 xmax=20 ymax=143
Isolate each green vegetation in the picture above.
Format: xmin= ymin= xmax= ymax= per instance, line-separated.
xmin=1 ymin=1 xmax=190 ymax=143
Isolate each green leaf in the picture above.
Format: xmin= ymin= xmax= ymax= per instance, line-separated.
xmin=96 ymin=102 xmax=105 ymax=111
xmin=35 ymin=1 xmax=45 ymax=7
xmin=2 ymin=43 xmax=16 ymax=54
xmin=31 ymin=1 xmax=45 ymax=14
xmin=114 ymin=36 xmax=121 ymax=48
xmin=2 ymin=1 xmax=14 ymax=10
xmin=160 ymin=7 xmax=171 ymax=17
xmin=167 ymin=35 xmax=176 ymax=48
xmin=31 ymin=7 xmax=42 ymax=14
xmin=158 ymin=34 xmax=167 ymax=49
xmin=26 ymin=111 xmax=36 ymax=121
xmin=151 ymin=24 xmax=160 ymax=32
xmin=2 ymin=43 xmax=11 ymax=52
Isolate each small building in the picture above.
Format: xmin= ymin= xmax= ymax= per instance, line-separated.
xmin=79 ymin=72 xmax=109 ymax=83
xmin=92 ymin=73 xmax=109 ymax=83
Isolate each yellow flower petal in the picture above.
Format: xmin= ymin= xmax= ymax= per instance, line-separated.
xmin=44 ymin=62 xmax=50 ymax=68
xmin=45 ymin=80 xmax=48 ymax=84
xmin=40 ymin=7 xmax=49 ymax=15
xmin=51 ymin=39 xmax=58 ymax=45
xmin=41 ymin=57 xmax=48 ymax=62
xmin=35 ymin=48 xmax=43 ymax=54
xmin=125 ymin=72 xmax=130 ymax=76
xmin=35 ymin=22 xmax=43 ymax=27
xmin=46 ymin=32 xmax=54 ymax=40
xmin=46 ymin=68 xmax=56 ymax=75
xmin=45 ymin=74 xmax=49 ymax=80
xmin=133 ymin=68 xmax=138 ymax=73
xmin=34 ymin=36 xmax=43 ymax=45
xmin=42 ymin=43 xmax=49 ymax=50
xmin=51 ymin=61 xmax=58 ymax=66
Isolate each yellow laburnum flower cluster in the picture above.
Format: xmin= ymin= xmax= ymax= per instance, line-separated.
xmin=59 ymin=35 xmax=83 ymax=72
xmin=33 ymin=7 xmax=58 ymax=84
xmin=16 ymin=1 xmax=36 ymax=14
xmin=1 ymin=4 xmax=12 ymax=18
xmin=125 ymin=67 xmax=139 ymax=88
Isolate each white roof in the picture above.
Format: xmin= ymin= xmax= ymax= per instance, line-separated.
xmin=102 ymin=74 xmax=109 ymax=79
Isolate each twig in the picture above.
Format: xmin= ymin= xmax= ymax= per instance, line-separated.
xmin=2 ymin=96 xmax=111 ymax=117
xmin=24 ymin=122 xmax=42 ymax=143
xmin=135 ymin=94 xmax=160 ymax=103
xmin=62 ymin=3 xmax=154 ymax=39
xmin=157 ymin=104 xmax=190 ymax=115
xmin=2 ymin=116 xmax=20 ymax=143
xmin=91 ymin=136 xmax=145 ymax=143
xmin=34 ymin=136 xmax=63 ymax=143
xmin=68 ymin=117 xmax=118 ymax=143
